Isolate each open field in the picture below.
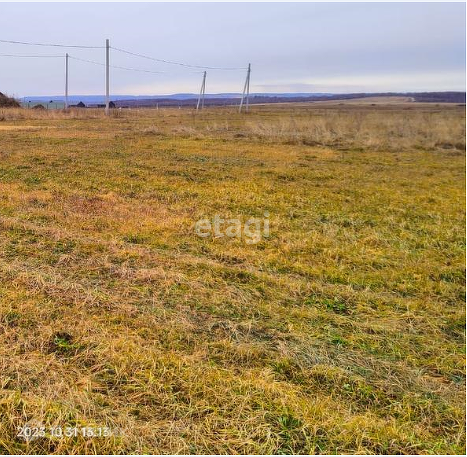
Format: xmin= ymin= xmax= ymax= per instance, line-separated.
xmin=0 ymin=103 xmax=465 ymax=454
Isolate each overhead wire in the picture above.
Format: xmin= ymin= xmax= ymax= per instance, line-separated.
xmin=0 ymin=53 xmax=63 ymax=58
xmin=0 ymin=51 xmax=206 ymax=75
xmin=0 ymin=38 xmax=246 ymax=71
xmin=68 ymin=55 xmax=168 ymax=74
xmin=111 ymin=46 xmax=246 ymax=71
xmin=0 ymin=38 xmax=250 ymax=106
xmin=0 ymin=38 xmax=104 ymax=49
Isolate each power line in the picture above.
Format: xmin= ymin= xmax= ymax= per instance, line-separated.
xmin=68 ymin=55 xmax=167 ymax=74
xmin=0 ymin=53 xmax=63 ymax=58
xmin=0 ymin=38 xmax=103 ymax=49
xmin=1 ymin=36 xmax=252 ymax=113
xmin=0 ymin=51 xmax=171 ymax=75
xmin=0 ymin=37 xmax=246 ymax=71
xmin=111 ymin=46 xmax=246 ymax=71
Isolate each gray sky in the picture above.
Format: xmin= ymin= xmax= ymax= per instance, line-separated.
xmin=0 ymin=2 xmax=465 ymax=96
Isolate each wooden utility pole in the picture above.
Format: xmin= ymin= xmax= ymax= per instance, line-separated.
xmin=197 ymin=71 xmax=206 ymax=111
xmin=239 ymin=63 xmax=251 ymax=113
xmin=65 ymin=53 xmax=69 ymax=109
xmin=105 ymin=39 xmax=110 ymax=115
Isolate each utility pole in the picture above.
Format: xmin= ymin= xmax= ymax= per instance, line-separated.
xmin=245 ymin=63 xmax=251 ymax=112
xmin=197 ymin=71 xmax=206 ymax=111
xmin=239 ymin=63 xmax=251 ymax=113
xmin=105 ymin=38 xmax=110 ymax=115
xmin=65 ymin=53 xmax=69 ymax=109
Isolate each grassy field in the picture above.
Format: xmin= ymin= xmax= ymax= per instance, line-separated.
xmin=0 ymin=102 xmax=465 ymax=454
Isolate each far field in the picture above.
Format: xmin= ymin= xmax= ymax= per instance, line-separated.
xmin=0 ymin=102 xmax=465 ymax=454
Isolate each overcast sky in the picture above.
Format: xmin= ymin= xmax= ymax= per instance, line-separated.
xmin=0 ymin=2 xmax=465 ymax=97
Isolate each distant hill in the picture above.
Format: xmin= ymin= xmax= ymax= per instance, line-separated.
xmin=19 ymin=91 xmax=466 ymax=108
xmin=112 ymin=92 xmax=466 ymax=108
xmin=20 ymin=93 xmax=330 ymax=104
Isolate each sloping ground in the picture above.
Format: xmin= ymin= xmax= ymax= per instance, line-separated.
xmin=0 ymin=104 xmax=465 ymax=454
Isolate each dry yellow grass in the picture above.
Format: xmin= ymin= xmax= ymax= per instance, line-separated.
xmin=0 ymin=103 xmax=465 ymax=454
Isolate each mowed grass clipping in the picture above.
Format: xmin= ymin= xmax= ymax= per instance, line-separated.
xmin=0 ymin=102 xmax=465 ymax=454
